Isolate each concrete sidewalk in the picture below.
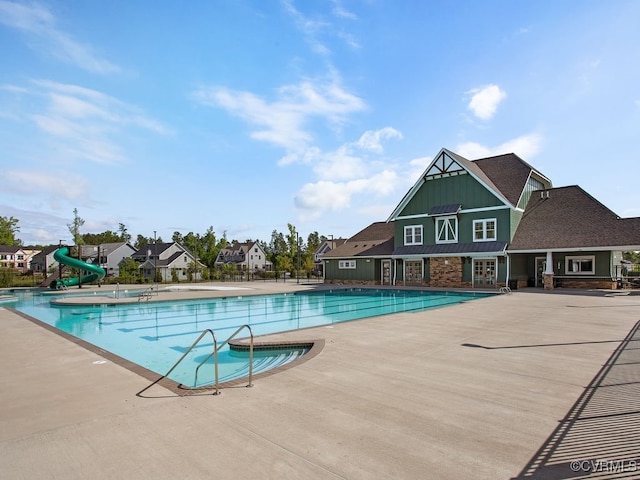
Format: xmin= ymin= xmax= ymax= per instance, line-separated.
xmin=1 ymin=286 xmax=639 ymax=479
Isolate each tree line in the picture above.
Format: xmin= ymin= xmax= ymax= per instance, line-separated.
xmin=1 ymin=211 xmax=329 ymax=281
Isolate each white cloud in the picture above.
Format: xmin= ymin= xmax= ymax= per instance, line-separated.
xmin=456 ymin=133 xmax=543 ymax=159
xmin=0 ymin=0 xmax=120 ymax=74
xmin=294 ymin=169 xmax=399 ymax=219
xmin=331 ymin=0 xmax=357 ymax=20
xmin=301 ymin=127 xmax=402 ymax=181
xmin=281 ymin=0 xmax=360 ymax=54
xmin=406 ymin=156 xmax=431 ymax=184
xmin=357 ymin=127 xmax=403 ymax=153
xmin=1 ymin=169 xmax=91 ymax=201
xmin=4 ymin=80 xmax=170 ymax=165
xmin=195 ymin=76 xmax=402 ymax=223
xmin=312 ymin=145 xmax=365 ymax=181
xmin=466 ymin=84 xmax=507 ymax=120
xmin=193 ymin=77 xmax=366 ymax=162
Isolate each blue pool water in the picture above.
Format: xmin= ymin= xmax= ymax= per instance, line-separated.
xmin=11 ymin=288 xmax=491 ymax=387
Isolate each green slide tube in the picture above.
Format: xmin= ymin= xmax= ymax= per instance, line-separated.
xmin=50 ymin=247 xmax=106 ymax=289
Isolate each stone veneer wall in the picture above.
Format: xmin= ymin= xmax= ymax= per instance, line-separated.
xmin=558 ymin=279 xmax=617 ymax=289
xmin=430 ymin=257 xmax=463 ymax=288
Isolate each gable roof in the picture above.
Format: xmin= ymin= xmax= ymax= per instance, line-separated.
xmin=322 ymin=222 xmax=395 ymax=258
xmin=472 ymin=153 xmax=551 ymax=206
xmin=219 ymin=241 xmax=260 ymax=255
xmin=509 ymin=186 xmax=640 ymax=251
xmin=315 ymin=238 xmax=347 ymax=256
xmin=132 ymin=242 xmax=176 ymax=257
xmin=0 ymin=245 xmax=23 ymax=254
xmin=387 ymin=148 xmax=551 ymax=220
xmin=99 ymin=242 xmax=135 ymax=255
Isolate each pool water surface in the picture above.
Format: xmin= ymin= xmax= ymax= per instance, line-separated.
xmin=12 ymin=288 xmax=491 ymax=387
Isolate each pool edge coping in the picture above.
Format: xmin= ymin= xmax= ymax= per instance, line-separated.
xmin=8 ymin=307 xmax=326 ymax=397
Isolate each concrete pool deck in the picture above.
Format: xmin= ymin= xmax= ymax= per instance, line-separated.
xmin=1 ymin=283 xmax=639 ymax=479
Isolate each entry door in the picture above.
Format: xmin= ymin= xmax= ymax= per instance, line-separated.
xmin=382 ymin=260 xmax=392 ymax=285
xmin=404 ymin=260 xmax=423 ymax=285
xmin=535 ymin=257 xmax=546 ymax=287
xmin=474 ymin=259 xmax=496 ymax=288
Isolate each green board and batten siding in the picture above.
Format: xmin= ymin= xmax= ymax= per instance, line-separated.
xmin=324 ymin=258 xmax=381 ymax=282
xmin=394 ymin=172 xmax=514 ymax=247
xmin=398 ymin=173 xmax=504 ymax=217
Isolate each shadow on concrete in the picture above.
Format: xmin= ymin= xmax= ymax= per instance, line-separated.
xmin=462 ymin=340 xmax=622 ymax=350
xmin=510 ymin=320 xmax=640 ymax=479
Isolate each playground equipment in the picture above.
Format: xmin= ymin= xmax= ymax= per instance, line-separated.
xmin=50 ymin=246 xmax=106 ymax=289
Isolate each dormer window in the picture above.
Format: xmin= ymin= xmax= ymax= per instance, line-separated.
xmin=435 ymin=216 xmax=458 ymax=244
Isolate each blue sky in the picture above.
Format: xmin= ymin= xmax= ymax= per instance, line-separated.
xmin=1 ymin=0 xmax=639 ymax=246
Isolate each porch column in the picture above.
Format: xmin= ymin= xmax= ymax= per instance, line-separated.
xmin=543 ymin=250 xmax=554 ymax=290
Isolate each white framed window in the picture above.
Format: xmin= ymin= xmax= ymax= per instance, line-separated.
xmin=435 ymin=216 xmax=458 ymax=244
xmin=404 ymin=225 xmax=423 ymax=245
xmin=473 ymin=218 xmax=497 ymax=242
xmin=338 ymin=260 xmax=356 ymax=269
xmin=565 ymin=256 xmax=595 ymax=275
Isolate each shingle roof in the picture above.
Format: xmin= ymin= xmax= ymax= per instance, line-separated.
xmin=472 ymin=153 xmax=544 ymax=206
xmin=444 ymin=150 xmax=511 ymax=205
xmin=322 ymin=222 xmax=395 ymax=258
xmin=509 ymin=186 xmax=640 ymax=251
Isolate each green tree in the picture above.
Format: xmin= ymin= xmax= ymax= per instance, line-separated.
xmin=276 ymin=252 xmax=293 ymax=278
xmin=183 ymin=232 xmax=199 ymax=254
xmin=286 ymin=224 xmax=305 ymax=277
xmin=134 ymin=234 xmax=162 ymax=250
xmin=305 ymin=231 xmax=321 ymax=275
xmin=134 ymin=234 xmax=148 ymax=250
xmin=83 ymin=230 xmax=121 ymax=244
xmin=67 ymin=208 xmax=85 ymax=246
xmin=267 ymin=230 xmax=286 ymax=275
xmin=0 ymin=268 xmax=12 ymax=288
xmin=118 ymin=223 xmax=131 ymax=243
xmin=199 ymin=226 xmax=219 ymax=268
xmin=118 ymin=257 xmax=141 ymax=283
xmin=0 ymin=216 xmax=20 ymax=245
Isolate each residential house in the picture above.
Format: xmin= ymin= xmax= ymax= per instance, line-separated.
xmin=323 ymin=148 xmax=640 ymax=289
xmin=215 ymin=241 xmax=271 ymax=272
xmin=0 ymin=245 xmax=40 ymax=273
xmin=30 ymin=245 xmax=61 ymax=276
xmin=132 ymin=242 xmax=203 ymax=282
xmin=96 ymin=242 xmax=137 ymax=277
xmin=313 ymin=238 xmax=347 ymax=275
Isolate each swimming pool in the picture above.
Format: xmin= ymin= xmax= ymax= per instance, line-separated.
xmin=11 ymin=288 xmax=491 ymax=388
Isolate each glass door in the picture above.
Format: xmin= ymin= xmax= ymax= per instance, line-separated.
xmin=535 ymin=257 xmax=546 ymax=287
xmin=382 ymin=260 xmax=391 ymax=285
xmin=473 ymin=259 xmax=496 ymax=288
xmin=404 ymin=260 xmax=422 ymax=285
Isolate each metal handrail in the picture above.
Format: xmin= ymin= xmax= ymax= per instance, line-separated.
xmin=138 ymin=284 xmax=157 ymax=302
xmin=195 ymin=324 xmax=254 ymax=395
xmin=136 ymin=328 xmax=217 ymax=397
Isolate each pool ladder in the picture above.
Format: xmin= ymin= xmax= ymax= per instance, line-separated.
xmin=138 ymin=284 xmax=158 ymax=302
xmin=137 ymin=325 xmax=254 ymax=397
